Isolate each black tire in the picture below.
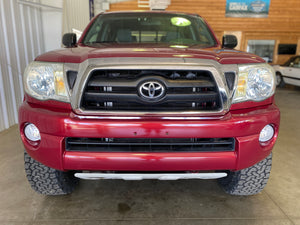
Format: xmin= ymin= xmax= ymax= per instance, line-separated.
xmin=24 ymin=151 xmax=79 ymax=195
xmin=276 ymin=72 xmax=285 ymax=87
xmin=218 ymin=153 xmax=272 ymax=196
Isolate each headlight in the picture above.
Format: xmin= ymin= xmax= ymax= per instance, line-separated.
xmin=24 ymin=62 xmax=69 ymax=102
xmin=232 ymin=64 xmax=275 ymax=103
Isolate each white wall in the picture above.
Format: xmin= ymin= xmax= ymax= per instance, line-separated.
xmin=63 ymin=0 xmax=90 ymax=34
xmin=42 ymin=10 xmax=63 ymax=51
xmin=0 ymin=0 xmax=45 ymax=132
xmin=41 ymin=0 xmax=63 ymax=51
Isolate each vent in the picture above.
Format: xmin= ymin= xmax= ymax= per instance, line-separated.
xmin=65 ymin=137 xmax=235 ymax=152
xmin=80 ymin=70 xmax=222 ymax=112
xmin=224 ymin=72 xmax=235 ymax=91
xmin=67 ymin=71 xmax=78 ymax=89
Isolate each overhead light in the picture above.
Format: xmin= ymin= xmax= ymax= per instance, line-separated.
xmin=171 ymin=17 xmax=191 ymax=27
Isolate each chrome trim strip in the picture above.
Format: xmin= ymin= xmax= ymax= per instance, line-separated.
xmin=73 ymin=116 xmax=225 ymax=120
xmin=72 ymin=114 xmax=226 ymax=120
xmin=74 ymin=172 xmax=228 ymax=180
xmin=68 ymin=57 xmax=234 ymax=117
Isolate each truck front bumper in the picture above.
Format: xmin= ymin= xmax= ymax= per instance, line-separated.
xmin=19 ymin=101 xmax=280 ymax=172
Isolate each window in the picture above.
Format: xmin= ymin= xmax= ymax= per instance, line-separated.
xmin=82 ymin=13 xmax=217 ymax=47
xmin=278 ymin=44 xmax=297 ymax=55
xmin=291 ymin=57 xmax=300 ymax=68
xmin=247 ymin=40 xmax=275 ymax=63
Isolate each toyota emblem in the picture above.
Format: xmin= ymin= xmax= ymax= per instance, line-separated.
xmin=139 ymin=81 xmax=165 ymax=100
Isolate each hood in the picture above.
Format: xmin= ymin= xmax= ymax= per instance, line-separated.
xmin=35 ymin=43 xmax=265 ymax=65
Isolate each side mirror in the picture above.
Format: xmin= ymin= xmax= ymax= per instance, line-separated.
xmin=62 ymin=33 xmax=77 ymax=48
xmin=222 ymin=35 xmax=237 ymax=49
xmin=289 ymin=62 xmax=294 ymax=67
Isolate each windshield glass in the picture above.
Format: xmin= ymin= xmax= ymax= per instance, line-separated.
xmin=82 ymin=13 xmax=217 ymax=47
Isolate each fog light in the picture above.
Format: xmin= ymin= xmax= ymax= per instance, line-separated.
xmin=259 ymin=124 xmax=274 ymax=142
xmin=24 ymin=123 xmax=41 ymax=142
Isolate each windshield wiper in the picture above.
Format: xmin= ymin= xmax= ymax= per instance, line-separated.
xmin=83 ymin=41 xmax=117 ymax=46
xmin=96 ymin=41 xmax=117 ymax=43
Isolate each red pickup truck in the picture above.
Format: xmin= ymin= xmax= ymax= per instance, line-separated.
xmin=19 ymin=11 xmax=280 ymax=196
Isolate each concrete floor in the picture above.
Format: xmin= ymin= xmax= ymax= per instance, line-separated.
xmin=0 ymin=86 xmax=300 ymax=225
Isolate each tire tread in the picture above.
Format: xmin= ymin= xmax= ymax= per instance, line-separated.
xmin=24 ymin=151 xmax=78 ymax=195
xmin=218 ymin=153 xmax=272 ymax=196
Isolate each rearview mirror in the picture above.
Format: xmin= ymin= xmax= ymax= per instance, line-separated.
xmin=62 ymin=33 xmax=77 ymax=48
xmin=222 ymin=35 xmax=237 ymax=49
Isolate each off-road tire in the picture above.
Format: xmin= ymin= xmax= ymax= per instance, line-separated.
xmin=276 ymin=72 xmax=285 ymax=87
xmin=218 ymin=153 xmax=272 ymax=196
xmin=24 ymin=151 xmax=79 ymax=195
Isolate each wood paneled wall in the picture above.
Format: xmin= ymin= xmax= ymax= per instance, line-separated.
xmin=108 ymin=0 xmax=300 ymax=64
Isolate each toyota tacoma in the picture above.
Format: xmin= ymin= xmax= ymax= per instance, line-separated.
xmin=19 ymin=11 xmax=280 ymax=196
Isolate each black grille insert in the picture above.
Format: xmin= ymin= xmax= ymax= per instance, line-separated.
xmin=67 ymin=71 xmax=78 ymax=89
xmin=224 ymin=72 xmax=236 ymax=91
xmin=65 ymin=137 xmax=235 ymax=152
xmin=80 ymin=70 xmax=221 ymax=112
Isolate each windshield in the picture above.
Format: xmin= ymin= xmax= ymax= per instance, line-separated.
xmin=82 ymin=13 xmax=217 ymax=47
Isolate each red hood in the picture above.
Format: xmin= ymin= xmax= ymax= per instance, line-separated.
xmin=35 ymin=44 xmax=265 ymax=65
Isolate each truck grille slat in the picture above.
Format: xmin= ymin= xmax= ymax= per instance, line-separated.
xmin=84 ymin=92 xmax=218 ymax=102
xmin=80 ymin=70 xmax=222 ymax=112
xmin=88 ymin=79 xmax=215 ymax=88
xmin=65 ymin=138 xmax=235 ymax=152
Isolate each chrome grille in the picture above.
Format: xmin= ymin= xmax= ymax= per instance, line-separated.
xmin=80 ymin=70 xmax=222 ymax=112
